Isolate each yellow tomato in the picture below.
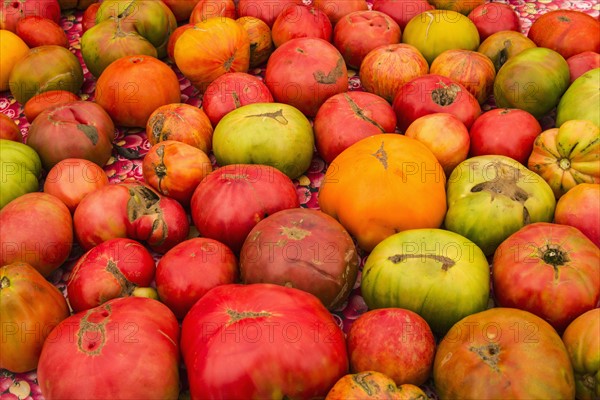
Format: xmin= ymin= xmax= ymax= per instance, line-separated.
xmin=0 ymin=30 xmax=29 ymax=92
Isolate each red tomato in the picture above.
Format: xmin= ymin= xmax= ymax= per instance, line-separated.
xmin=468 ymin=108 xmax=542 ymax=165
xmin=0 ymin=113 xmax=21 ymax=141
xmin=181 ymin=283 xmax=349 ymax=398
xmin=37 ymin=297 xmax=181 ymax=399
xmin=155 ymin=238 xmax=239 ymax=319
xmin=190 ymin=164 xmax=299 ymax=254
xmin=15 ymin=16 xmax=68 ymax=48
xmin=67 ymin=238 xmax=157 ymax=313
xmin=23 ymin=90 xmax=80 ymax=123
xmin=554 ymin=183 xmax=600 ymax=248
xmin=492 ymin=222 xmax=600 ymax=333
xmin=467 ymin=2 xmax=521 ymax=41
xmin=371 ymin=0 xmax=434 ymax=30
xmin=392 ymin=74 xmax=481 ymax=132
xmin=0 ymin=0 xmax=61 ymax=32
xmin=271 ymin=4 xmax=332 ymax=47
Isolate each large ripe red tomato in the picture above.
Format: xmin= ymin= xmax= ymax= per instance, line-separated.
xmin=0 ymin=262 xmax=70 ymax=373
xmin=181 ymin=283 xmax=348 ymax=399
xmin=433 ymin=308 xmax=575 ymax=398
xmin=0 ymin=192 xmax=72 ymax=277
xmin=155 ymin=238 xmax=239 ymax=319
xmin=67 ymin=238 xmax=157 ymax=313
xmin=190 ymin=164 xmax=299 ymax=254
xmin=469 ymin=108 xmax=542 ymax=165
xmin=528 ymin=10 xmax=600 ymax=59
xmin=264 ymin=37 xmax=348 ymax=117
xmin=313 ymin=91 xmax=397 ymax=164
xmin=240 ymin=208 xmax=359 ymax=310
xmin=312 ymin=0 xmax=368 ymax=26
xmin=392 ymin=74 xmax=481 ymax=132
xmin=94 ymin=55 xmax=181 ymax=128
xmin=492 ymin=222 xmax=600 ymax=333
xmin=26 ymin=100 xmax=115 ymax=170
xmin=37 ymin=297 xmax=181 ymax=399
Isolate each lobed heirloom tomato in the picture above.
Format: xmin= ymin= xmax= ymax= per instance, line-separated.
xmin=190 ymin=164 xmax=300 ymax=254
xmin=181 ymin=283 xmax=348 ymax=399
xmin=0 ymin=139 xmax=41 ymax=209
xmin=492 ymin=222 xmax=600 ymax=333
xmin=444 ymin=155 xmax=556 ymax=256
xmin=174 ymin=17 xmax=250 ymax=93
xmin=0 ymin=262 xmax=70 ymax=373
xmin=67 ymin=238 xmax=157 ymax=313
xmin=37 ymin=297 xmax=181 ymax=400
xmin=326 ymin=371 xmax=429 ymax=400
xmin=433 ymin=308 xmax=576 ymax=399
xmin=527 ymin=120 xmax=600 ymax=199
xmin=80 ymin=0 xmax=177 ymax=77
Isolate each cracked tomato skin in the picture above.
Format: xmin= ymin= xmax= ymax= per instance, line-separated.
xmin=527 ymin=120 xmax=600 ymax=199
xmin=181 ymin=283 xmax=348 ymax=399
xmin=562 ymin=308 xmax=600 ymax=400
xmin=73 ymin=183 xmax=189 ymax=253
xmin=433 ymin=308 xmax=575 ymax=399
xmin=37 ymin=297 xmax=181 ymax=400
xmin=67 ymin=238 xmax=156 ymax=313
xmin=325 ymin=371 xmax=405 ymax=400
xmin=492 ymin=222 xmax=600 ymax=333
xmin=444 ymin=155 xmax=556 ymax=256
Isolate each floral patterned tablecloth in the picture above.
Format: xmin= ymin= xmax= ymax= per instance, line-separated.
xmin=1 ymin=0 xmax=598 ymax=398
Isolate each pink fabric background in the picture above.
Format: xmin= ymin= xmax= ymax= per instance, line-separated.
xmin=1 ymin=0 xmax=597 ymax=398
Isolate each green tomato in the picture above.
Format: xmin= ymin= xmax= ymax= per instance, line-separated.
xmin=0 ymin=139 xmax=42 ymax=209
xmin=556 ymin=67 xmax=600 ymax=128
xmin=213 ymin=103 xmax=315 ymax=179
xmin=361 ymin=228 xmax=490 ymax=336
xmin=444 ymin=155 xmax=556 ymax=256
xmin=494 ymin=47 xmax=570 ymax=119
